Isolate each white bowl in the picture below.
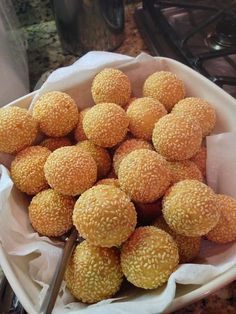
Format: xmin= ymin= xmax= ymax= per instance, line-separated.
xmin=0 ymin=56 xmax=236 ymax=314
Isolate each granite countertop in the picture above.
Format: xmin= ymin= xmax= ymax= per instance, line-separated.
xmin=12 ymin=0 xmax=149 ymax=90
xmin=9 ymin=0 xmax=236 ymax=313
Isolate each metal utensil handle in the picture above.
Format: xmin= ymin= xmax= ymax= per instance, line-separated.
xmin=39 ymin=228 xmax=78 ymax=314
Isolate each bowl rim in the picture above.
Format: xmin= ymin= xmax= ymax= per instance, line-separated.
xmin=165 ymin=265 xmax=236 ymax=313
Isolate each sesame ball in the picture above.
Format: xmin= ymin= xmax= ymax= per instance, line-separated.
xmin=113 ymin=138 xmax=153 ymax=175
xmin=44 ymin=146 xmax=97 ymax=196
xmin=0 ymin=106 xmax=38 ymax=154
xmin=153 ymin=216 xmax=201 ymax=263
xmin=40 ymin=137 xmax=72 ymax=151
xmin=65 ymin=241 xmax=123 ymax=303
xmin=91 ymin=68 xmax=131 ymax=107
xmin=206 ymin=194 xmax=236 ymax=243
xmin=106 ymin=168 xmax=118 ymax=179
xmin=163 ymin=180 xmax=220 ymax=237
xmin=74 ymin=108 xmax=90 ymax=142
xmin=121 ymin=226 xmax=179 ymax=289
xmin=76 ymin=140 xmax=111 ymax=179
xmin=95 ymin=178 xmax=120 ymax=188
xmin=127 ymin=97 xmax=167 ymax=140
xmin=118 ymin=149 xmax=171 ymax=203
xmin=168 ymin=160 xmax=203 ymax=184
xmin=172 ymin=97 xmax=216 ymax=137
xmin=33 ymin=91 xmax=79 ymax=137
xmin=73 ymin=185 xmax=137 ymax=247
xmin=152 ymin=114 xmax=202 ymax=161
xmin=29 ymin=189 xmax=75 ymax=237
xmin=11 ymin=146 xmax=51 ymax=195
xmin=83 ymin=103 xmax=129 ymax=147
xmin=190 ymin=146 xmax=207 ymax=177
xmin=143 ymin=71 xmax=185 ymax=111
xmin=135 ymin=198 xmax=162 ymax=225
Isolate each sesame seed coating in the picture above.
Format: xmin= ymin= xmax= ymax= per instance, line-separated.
xmin=33 ymin=91 xmax=79 ymax=137
xmin=44 ymin=146 xmax=97 ymax=196
xmin=172 ymin=97 xmax=216 ymax=137
xmin=29 ymin=188 xmax=75 ymax=237
xmin=11 ymin=146 xmax=51 ymax=195
xmin=152 ymin=114 xmax=202 ymax=161
xmin=0 ymin=106 xmax=38 ymax=154
xmin=168 ymin=160 xmax=203 ymax=184
xmin=76 ymin=140 xmax=111 ymax=179
xmin=65 ymin=241 xmax=123 ymax=303
xmin=74 ymin=108 xmax=90 ymax=142
xmin=40 ymin=137 xmax=72 ymax=151
xmin=91 ymin=68 xmax=131 ymax=107
xmin=153 ymin=216 xmax=201 ymax=263
xmin=118 ymin=149 xmax=171 ymax=203
xmin=163 ymin=180 xmax=220 ymax=237
xmin=73 ymin=185 xmax=137 ymax=247
xmin=95 ymin=178 xmax=120 ymax=188
xmin=143 ymin=71 xmax=185 ymax=112
xmin=206 ymin=194 xmax=236 ymax=243
xmin=190 ymin=146 xmax=207 ymax=177
xmin=127 ymin=97 xmax=167 ymax=140
xmin=113 ymin=138 xmax=153 ymax=175
xmin=83 ymin=103 xmax=129 ymax=147
xmin=121 ymin=226 xmax=179 ymax=289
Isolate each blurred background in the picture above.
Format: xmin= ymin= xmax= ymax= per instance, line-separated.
xmin=0 ymin=0 xmax=146 ymax=101
xmin=2 ymin=0 xmax=236 ymax=102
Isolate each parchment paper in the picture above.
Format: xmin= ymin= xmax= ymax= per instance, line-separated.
xmin=0 ymin=52 xmax=236 ymax=314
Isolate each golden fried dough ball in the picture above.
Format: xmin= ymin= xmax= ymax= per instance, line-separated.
xmin=153 ymin=216 xmax=201 ymax=263
xmin=33 ymin=91 xmax=79 ymax=137
xmin=127 ymin=97 xmax=167 ymax=140
xmin=76 ymin=140 xmax=111 ymax=178
xmin=143 ymin=71 xmax=185 ymax=111
xmin=163 ymin=180 xmax=220 ymax=237
xmin=118 ymin=149 xmax=171 ymax=203
xmin=95 ymin=178 xmax=120 ymax=188
xmin=168 ymin=160 xmax=203 ymax=184
xmin=113 ymin=138 xmax=153 ymax=175
xmin=0 ymin=106 xmax=38 ymax=154
xmin=135 ymin=198 xmax=162 ymax=225
xmin=29 ymin=188 xmax=75 ymax=237
xmin=121 ymin=226 xmax=179 ymax=289
xmin=207 ymin=194 xmax=236 ymax=243
xmin=73 ymin=185 xmax=137 ymax=247
xmin=74 ymin=108 xmax=90 ymax=142
xmin=40 ymin=137 xmax=72 ymax=151
xmin=65 ymin=241 xmax=123 ymax=303
xmin=44 ymin=146 xmax=97 ymax=196
xmin=91 ymin=68 xmax=131 ymax=107
xmin=152 ymin=114 xmax=202 ymax=161
xmin=106 ymin=168 xmax=118 ymax=179
xmin=190 ymin=145 xmax=207 ymax=177
xmin=11 ymin=146 xmax=50 ymax=195
xmin=83 ymin=103 xmax=129 ymax=147
xmin=172 ymin=97 xmax=216 ymax=137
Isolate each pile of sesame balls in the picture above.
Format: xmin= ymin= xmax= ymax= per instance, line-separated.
xmin=0 ymin=67 xmax=236 ymax=304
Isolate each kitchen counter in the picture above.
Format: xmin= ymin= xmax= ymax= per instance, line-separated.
xmin=10 ymin=0 xmax=236 ymax=313
xmin=13 ymin=0 xmax=149 ymax=90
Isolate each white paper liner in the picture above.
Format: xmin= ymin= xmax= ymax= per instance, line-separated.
xmin=0 ymin=52 xmax=236 ymax=314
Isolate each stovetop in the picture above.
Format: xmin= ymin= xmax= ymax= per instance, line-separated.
xmin=135 ymin=0 xmax=236 ymax=98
